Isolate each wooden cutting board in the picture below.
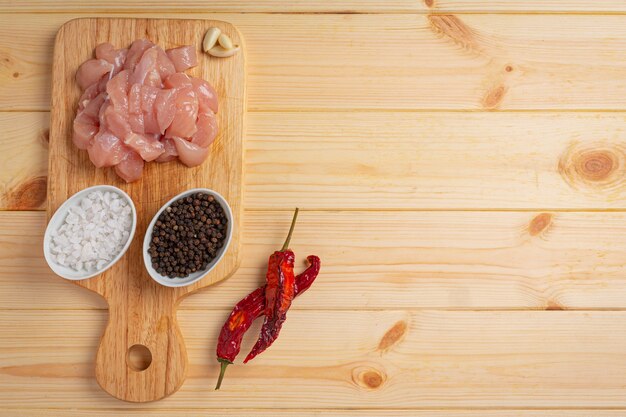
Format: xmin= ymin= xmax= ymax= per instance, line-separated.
xmin=47 ymin=18 xmax=245 ymax=402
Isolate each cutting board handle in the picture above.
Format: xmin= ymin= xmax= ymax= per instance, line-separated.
xmin=94 ymin=296 xmax=187 ymax=402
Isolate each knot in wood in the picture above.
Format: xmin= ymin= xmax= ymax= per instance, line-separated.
xmin=352 ymin=365 xmax=386 ymax=390
xmin=529 ymin=213 xmax=553 ymax=237
xmin=575 ymin=150 xmax=616 ymax=182
xmin=559 ymin=142 xmax=626 ymax=193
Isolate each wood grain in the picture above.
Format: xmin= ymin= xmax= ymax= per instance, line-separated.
xmin=8 ymin=14 xmax=626 ymax=111
xmin=3 ymin=0 xmax=626 ymax=13
xmin=6 ymin=210 xmax=626 ymax=311
xmin=4 ymin=309 xmax=626 ymax=408
xmin=9 ymin=111 xmax=626 ymax=211
xmin=48 ymin=18 xmax=245 ymax=402
xmin=5 ymin=411 xmax=626 ymax=417
xmin=0 ymin=112 xmax=48 ymax=210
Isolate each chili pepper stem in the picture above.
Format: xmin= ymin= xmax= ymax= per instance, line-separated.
xmin=215 ymin=358 xmax=233 ymax=390
xmin=281 ymin=208 xmax=299 ymax=251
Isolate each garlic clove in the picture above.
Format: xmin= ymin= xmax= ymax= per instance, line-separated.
xmin=203 ymin=27 xmax=221 ymax=52
xmin=208 ymin=45 xmax=240 ymax=58
xmin=218 ymin=33 xmax=234 ymax=50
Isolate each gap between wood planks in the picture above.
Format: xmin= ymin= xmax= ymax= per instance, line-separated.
xmin=7 ymin=10 xmax=626 ymax=16
xmin=9 ymin=407 xmax=626 ymax=412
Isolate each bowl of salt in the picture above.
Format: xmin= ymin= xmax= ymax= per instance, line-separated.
xmin=43 ymin=185 xmax=137 ymax=281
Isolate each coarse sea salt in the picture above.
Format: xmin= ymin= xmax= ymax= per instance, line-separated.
xmin=49 ymin=191 xmax=132 ymax=273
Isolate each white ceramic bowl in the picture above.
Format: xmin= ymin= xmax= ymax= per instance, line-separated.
xmin=43 ymin=185 xmax=137 ymax=281
xmin=143 ymin=188 xmax=233 ymax=288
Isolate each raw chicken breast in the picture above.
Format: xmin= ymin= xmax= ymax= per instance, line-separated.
xmin=95 ymin=43 xmax=128 ymax=75
xmin=80 ymin=93 xmax=106 ymax=122
xmin=106 ymin=70 xmax=130 ymax=113
xmin=88 ymin=130 xmax=127 ymax=168
xmin=191 ymin=78 xmax=219 ymax=114
xmin=171 ymin=137 xmax=209 ymax=167
xmin=154 ymin=89 xmax=177 ymax=134
xmin=156 ymin=48 xmax=176 ymax=80
xmin=73 ymin=119 xmax=98 ymax=150
xmin=165 ymin=87 xmax=198 ymax=139
xmin=124 ymin=132 xmax=165 ymax=161
xmin=164 ymin=72 xmax=193 ymax=89
xmin=78 ymin=76 xmax=110 ymax=111
xmin=128 ymin=113 xmax=145 ymax=134
xmin=191 ymin=110 xmax=218 ymax=148
xmin=139 ymin=85 xmax=160 ymax=112
xmin=140 ymin=85 xmax=161 ymax=134
xmin=129 ymin=47 xmax=161 ymax=88
xmin=103 ymin=105 xmax=131 ymax=140
xmin=78 ymin=81 xmax=100 ymax=110
xmin=74 ymin=39 xmax=219 ymax=182
xmin=124 ymin=39 xmax=154 ymax=72
xmin=166 ymin=46 xmax=197 ymax=72
xmin=115 ymin=150 xmax=144 ymax=183
xmin=76 ymin=59 xmax=113 ymax=90
xmin=128 ymin=83 xmax=141 ymax=114
xmin=72 ymin=93 xmax=107 ymax=149
xmin=155 ymin=138 xmax=178 ymax=162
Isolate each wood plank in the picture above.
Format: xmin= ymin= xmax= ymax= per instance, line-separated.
xmin=4 ymin=0 xmax=626 ymax=13
xmin=0 ymin=112 xmax=48 ymax=210
xmin=4 ymin=210 xmax=626 ymax=310
xmin=18 ymin=405 xmax=609 ymax=415
xmin=6 ymin=14 xmax=626 ymax=111
xmin=8 ymin=111 xmax=626 ymax=211
xmin=3 ymin=309 xmax=626 ymax=408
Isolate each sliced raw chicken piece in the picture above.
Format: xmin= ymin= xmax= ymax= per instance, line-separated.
xmin=124 ymin=132 xmax=165 ymax=161
xmin=190 ymin=78 xmax=218 ymax=113
xmin=95 ymin=43 xmax=128 ymax=75
xmin=154 ymin=89 xmax=177 ymax=134
xmin=156 ymin=48 xmax=176 ymax=80
xmin=139 ymin=85 xmax=160 ymax=112
xmin=124 ymin=39 xmax=154 ymax=72
xmin=140 ymin=85 xmax=161 ymax=134
xmin=129 ymin=47 xmax=161 ymax=88
xmin=115 ymin=150 xmax=144 ymax=183
xmin=165 ymin=87 xmax=198 ymax=139
xmin=144 ymin=113 xmax=160 ymax=135
xmin=155 ymin=138 xmax=178 ymax=162
xmin=164 ymin=72 xmax=192 ymax=89
xmin=78 ymin=79 xmax=102 ymax=110
xmin=98 ymin=101 xmax=110 ymax=127
xmin=76 ymin=59 xmax=113 ymax=90
xmin=128 ymin=113 xmax=145 ymax=134
xmin=80 ymin=93 xmax=106 ymax=122
xmin=191 ymin=110 xmax=218 ymax=148
xmin=166 ymin=46 xmax=197 ymax=72
xmin=106 ymin=70 xmax=130 ymax=113
xmin=73 ymin=117 xmax=98 ymax=150
xmin=128 ymin=84 xmax=141 ymax=114
xmin=103 ymin=105 xmax=131 ymax=140
xmin=171 ymin=137 xmax=209 ymax=167
xmin=88 ymin=130 xmax=127 ymax=168
xmin=73 ymin=93 xmax=106 ymax=149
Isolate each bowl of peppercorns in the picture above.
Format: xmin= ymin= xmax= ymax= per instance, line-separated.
xmin=143 ymin=188 xmax=233 ymax=287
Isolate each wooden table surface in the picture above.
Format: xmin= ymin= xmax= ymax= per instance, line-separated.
xmin=4 ymin=1 xmax=626 ymax=416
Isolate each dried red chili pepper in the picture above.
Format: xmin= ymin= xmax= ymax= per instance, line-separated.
xmin=215 ymin=255 xmax=320 ymax=390
xmin=244 ymin=208 xmax=299 ymax=364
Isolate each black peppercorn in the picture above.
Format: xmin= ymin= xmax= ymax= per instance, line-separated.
xmin=149 ymin=192 xmax=228 ymax=279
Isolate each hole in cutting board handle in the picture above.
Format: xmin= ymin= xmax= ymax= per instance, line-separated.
xmin=127 ymin=344 xmax=152 ymax=371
